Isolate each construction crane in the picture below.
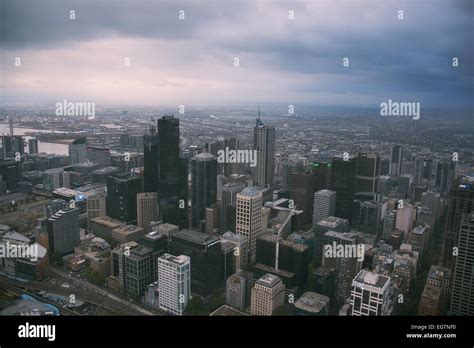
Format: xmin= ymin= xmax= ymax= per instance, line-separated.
xmin=274 ymin=205 xmax=297 ymax=270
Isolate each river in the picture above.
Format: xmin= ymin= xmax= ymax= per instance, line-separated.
xmin=0 ymin=124 xmax=69 ymax=155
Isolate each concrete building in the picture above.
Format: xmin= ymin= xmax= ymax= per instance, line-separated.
xmin=158 ymin=254 xmax=191 ymax=316
xmin=313 ymin=189 xmax=336 ymax=227
xmin=236 ymin=187 xmax=263 ymax=265
xmin=350 ymin=270 xmax=392 ymax=316
xmin=294 ymin=291 xmax=330 ymax=316
xmin=137 ymin=192 xmax=159 ymax=233
xmin=226 ymin=273 xmax=246 ymax=311
xmin=251 ymin=273 xmax=285 ymax=316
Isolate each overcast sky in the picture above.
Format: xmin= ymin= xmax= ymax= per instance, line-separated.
xmin=1 ymin=0 xmax=472 ymax=108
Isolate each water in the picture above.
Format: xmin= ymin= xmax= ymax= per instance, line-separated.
xmin=0 ymin=124 xmax=69 ymax=155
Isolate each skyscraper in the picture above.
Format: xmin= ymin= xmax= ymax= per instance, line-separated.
xmin=313 ymin=189 xmax=336 ymax=227
xmin=158 ymin=254 xmax=191 ymax=316
xmin=191 ymin=152 xmax=217 ymax=229
xmin=157 ymin=115 xmax=188 ymax=228
xmin=137 ymin=192 xmax=159 ymax=233
xmin=330 ymin=156 xmax=357 ymax=220
xmin=28 ymin=138 xmax=39 ymax=154
xmin=236 ymin=187 xmax=263 ymax=265
xmin=390 ymin=145 xmax=402 ymax=177
xmin=68 ymin=137 xmax=87 ymax=165
xmin=220 ymin=183 xmax=245 ymax=233
xmin=253 ymin=115 xmax=275 ymax=189
xmin=290 ymin=171 xmax=317 ymax=225
xmin=355 ymin=152 xmax=380 ymax=193
xmin=251 ymin=273 xmax=285 ymax=316
xmin=143 ymin=125 xmax=159 ymax=193
xmin=350 ymin=270 xmax=392 ymax=316
xmin=450 ymin=212 xmax=474 ymax=315
xmin=442 ymin=177 xmax=474 ymax=269
xmin=106 ymin=173 xmax=143 ymax=224
xmin=46 ymin=208 xmax=80 ymax=255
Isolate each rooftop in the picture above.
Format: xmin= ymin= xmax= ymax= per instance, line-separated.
xmin=295 ymin=292 xmax=330 ymax=313
xmin=256 ymin=273 xmax=282 ymax=288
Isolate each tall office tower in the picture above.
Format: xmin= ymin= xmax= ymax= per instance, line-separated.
xmin=251 ymin=273 xmax=285 ymax=316
xmin=106 ymin=174 xmax=143 ymax=224
xmin=43 ymin=168 xmax=70 ymax=191
xmin=191 ymin=152 xmax=217 ymax=229
xmin=421 ymin=191 xmax=440 ymax=216
xmin=86 ymin=194 xmax=107 ymax=229
xmin=157 ymin=116 xmax=188 ymax=228
xmin=46 ymin=208 xmax=80 ymax=255
xmin=143 ymin=126 xmax=159 ymax=193
xmin=236 ymin=187 xmax=263 ymax=265
xmin=282 ymin=160 xmax=299 ymax=192
xmin=436 ymin=161 xmax=455 ymax=196
xmin=395 ymin=202 xmax=415 ymax=240
xmin=450 ymin=213 xmax=474 ymax=315
xmin=397 ymin=174 xmax=412 ymax=200
xmin=169 ymin=229 xmax=226 ymax=296
xmin=351 ymin=199 xmax=381 ymax=236
xmin=382 ymin=210 xmax=397 ymax=240
xmin=312 ymin=161 xmax=332 ymax=191
xmin=323 ymin=231 xmax=362 ymax=306
xmin=0 ymin=135 xmax=24 ymax=159
xmin=0 ymin=161 xmax=21 ymax=191
xmin=124 ymin=244 xmax=154 ymax=296
xmin=226 ymin=273 xmax=246 ymax=311
xmin=414 ymin=157 xmax=433 ymax=184
xmin=418 ymin=265 xmax=452 ymax=315
xmin=220 ymin=183 xmax=245 ymax=233
xmin=442 ymin=177 xmax=474 ymax=269
xmin=390 ymin=145 xmax=403 ymax=176
xmin=255 ymin=234 xmax=311 ymax=288
xmin=221 ymin=231 xmax=249 ymax=271
xmin=137 ymin=192 xmax=159 ymax=233
xmin=355 ymin=152 xmax=381 ymax=193
xmin=290 ymin=171 xmax=317 ymax=225
xmin=158 ymin=254 xmax=191 ymax=316
xmin=313 ymin=216 xmax=350 ymax=263
xmin=331 ymin=156 xmax=357 ymax=220
xmin=28 ymin=138 xmax=39 ymax=154
xmin=203 ymin=140 xmax=221 ymax=176
xmin=350 ymin=270 xmax=392 ymax=316
xmin=205 ymin=204 xmax=219 ymax=234
xmin=313 ymin=190 xmax=336 ymax=227
xmin=224 ymin=137 xmax=240 ymax=176
xmin=68 ymin=137 xmax=87 ymax=165
xmin=253 ymin=116 xmax=276 ymax=189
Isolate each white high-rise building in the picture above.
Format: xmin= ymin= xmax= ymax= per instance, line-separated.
xmin=313 ymin=189 xmax=336 ymax=227
xmin=158 ymin=254 xmax=191 ymax=316
xmin=350 ymin=270 xmax=392 ymax=316
xmin=236 ymin=187 xmax=263 ymax=265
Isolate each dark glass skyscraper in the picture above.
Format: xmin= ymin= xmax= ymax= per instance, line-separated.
xmin=191 ymin=152 xmax=217 ymax=229
xmin=143 ymin=125 xmax=159 ymax=193
xmin=355 ymin=152 xmax=380 ymax=193
xmin=106 ymin=173 xmax=143 ymax=224
xmin=442 ymin=177 xmax=474 ymax=270
xmin=331 ymin=156 xmax=356 ymax=220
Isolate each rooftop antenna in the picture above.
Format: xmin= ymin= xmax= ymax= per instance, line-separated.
xmin=257 ymin=105 xmax=261 ymax=119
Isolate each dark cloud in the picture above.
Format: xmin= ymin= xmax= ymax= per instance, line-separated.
xmin=0 ymin=0 xmax=472 ymax=107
